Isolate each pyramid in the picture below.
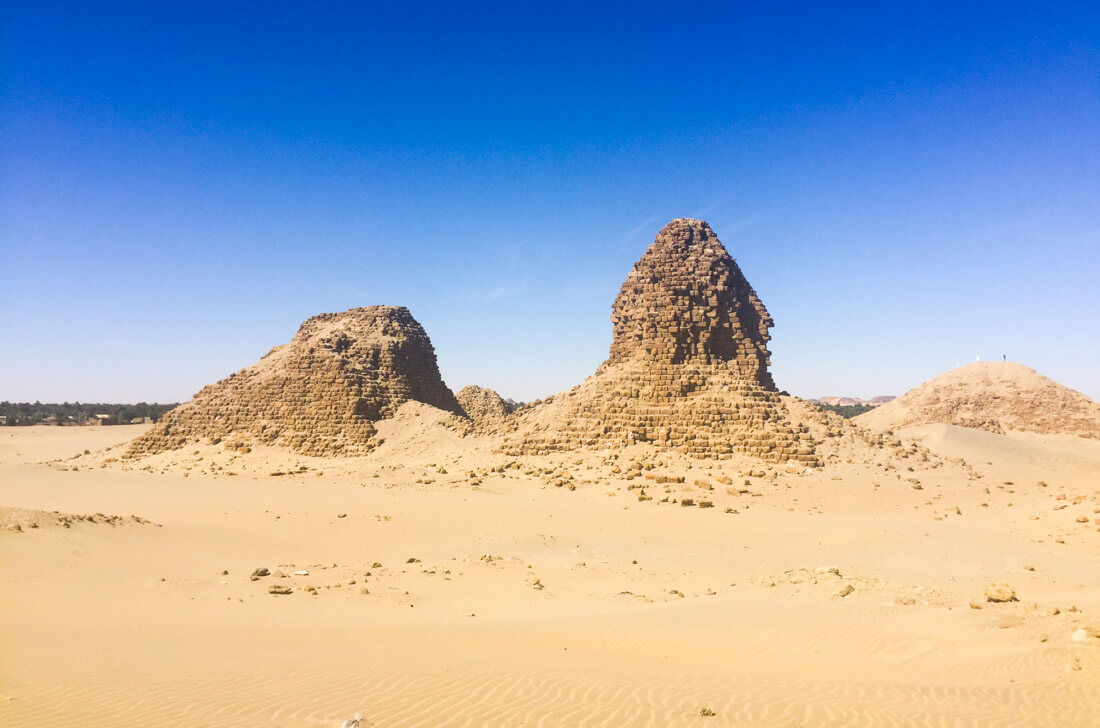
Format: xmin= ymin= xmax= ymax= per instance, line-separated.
xmin=504 ymin=219 xmax=816 ymax=462
xmin=855 ymin=362 xmax=1100 ymax=438
xmin=127 ymin=306 xmax=462 ymax=457
xmin=455 ymin=385 xmax=513 ymax=430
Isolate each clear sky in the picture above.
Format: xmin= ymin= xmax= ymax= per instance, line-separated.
xmin=3 ymin=1 xmax=1098 ymax=404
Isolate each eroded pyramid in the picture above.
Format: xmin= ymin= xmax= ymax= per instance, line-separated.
xmin=855 ymin=362 xmax=1100 ymax=438
xmin=455 ymin=385 xmax=514 ymax=430
xmin=127 ymin=306 xmax=462 ymax=457
xmin=504 ymin=218 xmax=816 ymax=462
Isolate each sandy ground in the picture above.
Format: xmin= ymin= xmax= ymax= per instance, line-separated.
xmin=2 ymin=421 xmax=1098 ymax=727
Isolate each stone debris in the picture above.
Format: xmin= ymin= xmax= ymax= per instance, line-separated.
xmin=1 ymin=507 xmax=157 ymax=531
xmin=455 ymin=385 xmax=515 ymax=430
xmin=504 ymin=219 xmax=817 ymax=463
xmin=1070 ymin=627 xmax=1099 ymax=643
xmin=126 ymin=306 xmax=463 ymax=458
xmin=985 ymin=583 xmax=1017 ymax=603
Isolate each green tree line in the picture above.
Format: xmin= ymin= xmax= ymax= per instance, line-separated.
xmin=0 ymin=402 xmax=179 ymax=425
xmin=815 ymin=403 xmax=875 ymax=418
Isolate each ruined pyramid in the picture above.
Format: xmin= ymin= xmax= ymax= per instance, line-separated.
xmin=504 ymin=218 xmax=817 ymax=462
xmin=127 ymin=306 xmax=462 ymax=457
xmin=855 ymin=361 xmax=1100 ymax=438
xmin=455 ymin=385 xmax=514 ymax=430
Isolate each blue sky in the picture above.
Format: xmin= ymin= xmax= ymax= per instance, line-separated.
xmin=3 ymin=1 xmax=1098 ymax=403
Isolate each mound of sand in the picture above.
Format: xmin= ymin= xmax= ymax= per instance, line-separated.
xmin=504 ymin=219 xmax=816 ymax=462
xmin=127 ymin=306 xmax=462 ymax=458
xmin=855 ymin=362 xmax=1100 ymax=438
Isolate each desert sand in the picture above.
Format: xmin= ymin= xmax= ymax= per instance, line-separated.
xmin=2 ymin=410 xmax=1098 ymax=727
xmin=3 ymin=219 xmax=1098 ymax=727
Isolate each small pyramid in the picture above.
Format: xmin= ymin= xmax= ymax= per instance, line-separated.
xmin=856 ymin=362 xmax=1100 ymax=437
xmin=127 ymin=306 xmax=461 ymax=457
xmin=505 ymin=219 xmax=815 ymax=462
xmin=455 ymin=385 xmax=514 ymax=430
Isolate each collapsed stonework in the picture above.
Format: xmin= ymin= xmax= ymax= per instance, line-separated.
xmin=504 ymin=218 xmax=816 ymax=462
xmin=127 ymin=306 xmax=461 ymax=457
xmin=855 ymin=362 xmax=1100 ymax=438
xmin=455 ymin=385 xmax=514 ymax=430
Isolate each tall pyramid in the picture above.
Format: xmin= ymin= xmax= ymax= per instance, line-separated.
xmin=505 ymin=218 xmax=816 ymax=462
xmin=127 ymin=306 xmax=462 ymax=458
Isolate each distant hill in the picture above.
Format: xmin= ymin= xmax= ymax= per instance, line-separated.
xmin=854 ymin=362 xmax=1100 ymax=438
xmin=813 ymin=396 xmax=895 ymax=407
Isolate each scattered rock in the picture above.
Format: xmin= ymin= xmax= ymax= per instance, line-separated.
xmin=268 ymin=585 xmax=292 ymax=595
xmin=985 ymin=583 xmax=1017 ymax=603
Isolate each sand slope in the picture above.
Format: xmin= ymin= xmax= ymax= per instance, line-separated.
xmin=2 ymin=424 xmax=1098 ymax=727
